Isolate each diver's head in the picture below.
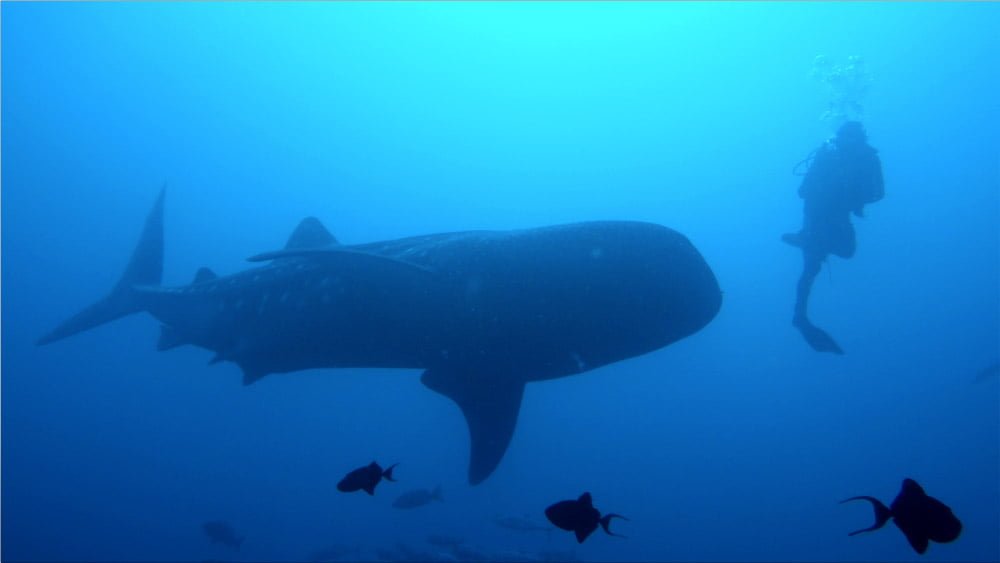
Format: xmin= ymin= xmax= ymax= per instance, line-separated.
xmin=836 ymin=121 xmax=867 ymax=146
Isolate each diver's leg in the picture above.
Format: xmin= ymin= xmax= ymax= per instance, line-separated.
xmin=792 ymin=250 xmax=845 ymax=354
xmin=793 ymin=251 xmax=823 ymax=325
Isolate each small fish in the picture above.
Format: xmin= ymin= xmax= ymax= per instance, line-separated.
xmin=202 ymin=520 xmax=244 ymax=550
xmin=494 ymin=514 xmax=551 ymax=533
xmin=841 ymin=478 xmax=962 ymax=554
xmin=974 ymin=361 xmax=999 ymax=383
xmin=545 ymin=492 xmax=627 ymax=544
xmin=336 ymin=460 xmax=398 ymax=495
xmin=425 ymin=533 xmax=465 ymax=548
xmin=538 ymin=548 xmax=580 ymax=562
xmin=450 ymin=544 xmax=489 ymax=561
xmin=308 ymin=543 xmax=359 ymax=561
xmin=393 ymin=486 xmax=444 ymax=509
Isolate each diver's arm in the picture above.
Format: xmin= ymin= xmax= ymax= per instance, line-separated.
xmin=852 ymin=151 xmax=885 ymax=217
xmin=798 ymin=145 xmax=832 ymax=199
xmin=869 ymin=153 xmax=885 ymax=202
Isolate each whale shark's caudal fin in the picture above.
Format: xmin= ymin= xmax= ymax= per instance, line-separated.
xmin=37 ymin=188 xmax=165 ymax=345
xmin=421 ymin=368 xmax=525 ymax=485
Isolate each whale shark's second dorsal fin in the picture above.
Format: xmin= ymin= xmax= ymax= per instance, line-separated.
xmin=421 ymin=368 xmax=525 ymax=485
xmin=192 ymin=267 xmax=217 ymax=284
xmin=285 ymin=217 xmax=338 ymax=250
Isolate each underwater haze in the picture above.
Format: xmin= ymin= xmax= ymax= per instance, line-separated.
xmin=2 ymin=2 xmax=998 ymax=562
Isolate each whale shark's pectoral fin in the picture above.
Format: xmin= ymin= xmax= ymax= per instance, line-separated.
xmin=240 ymin=364 xmax=268 ymax=386
xmin=421 ymin=368 xmax=525 ymax=485
xmin=157 ymin=325 xmax=189 ymax=351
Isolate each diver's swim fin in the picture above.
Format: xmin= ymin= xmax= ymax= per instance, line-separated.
xmin=794 ymin=319 xmax=844 ymax=355
xmin=781 ymin=232 xmax=805 ymax=248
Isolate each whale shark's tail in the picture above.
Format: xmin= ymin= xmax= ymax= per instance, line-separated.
xmin=37 ymin=189 xmax=164 ymax=345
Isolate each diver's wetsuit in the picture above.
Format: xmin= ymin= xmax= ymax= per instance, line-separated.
xmin=787 ymin=125 xmax=883 ymax=353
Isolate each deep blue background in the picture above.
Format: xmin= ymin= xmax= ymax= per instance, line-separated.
xmin=3 ymin=3 xmax=998 ymax=561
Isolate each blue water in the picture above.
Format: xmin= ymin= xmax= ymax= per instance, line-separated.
xmin=3 ymin=3 xmax=998 ymax=562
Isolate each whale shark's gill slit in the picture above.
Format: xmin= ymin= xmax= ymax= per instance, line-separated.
xmin=421 ymin=368 xmax=525 ymax=485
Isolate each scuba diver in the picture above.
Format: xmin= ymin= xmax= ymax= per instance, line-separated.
xmin=783 ymin=121 xmax=884 ymax=354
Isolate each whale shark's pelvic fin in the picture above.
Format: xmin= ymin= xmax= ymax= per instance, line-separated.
xmin=421 ymin=368 xmax=525 ymax=485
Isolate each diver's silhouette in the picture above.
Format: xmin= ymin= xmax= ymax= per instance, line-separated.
xmin=784 ymin=121 xmax=883 ymax=353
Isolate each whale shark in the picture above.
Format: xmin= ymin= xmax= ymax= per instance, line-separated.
xmin=38 ymin=190 xmax=722 ymax=484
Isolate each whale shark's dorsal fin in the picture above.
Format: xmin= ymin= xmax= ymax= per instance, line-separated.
xmin=285 ymin=217 xmax=337 ymax=250
xmin=421 ymin=368 xmax=525 ymax=485
xmin=192 ymin=267 xmax=218 ymax=284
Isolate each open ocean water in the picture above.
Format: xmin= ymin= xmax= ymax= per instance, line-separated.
xmin=2 ymin=3 xmax=998 ymax=562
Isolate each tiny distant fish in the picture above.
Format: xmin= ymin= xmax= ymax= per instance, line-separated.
xmin=337 ymin=460 xmax=397 ymax=495
xmin=974 ymin=361 xmax=999 ymax=383
xmin=425 ymin=533 xmax=465 ymax=548
xmin=202 ymin=520 xmax=244 ymax=550
xmin=841 ymin=478 xmax=962 ymax=554
xmin=538 ymin=548 xmax=581 ymax=562
xmin=450 ymin=544 xmax=489 ymax=561
xmin=393 ymin=485 xmax=444 ymax=509
xmin=545 ymin=492 xmax=627 ymax=544
xmin=494 ymin=514 xmax=551 ymax=533
xmin=308 ymin=543 xmax=358 ymax=561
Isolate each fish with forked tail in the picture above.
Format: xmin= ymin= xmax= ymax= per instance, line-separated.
xmin=337 ymin=461 xmax=397 ymax=495
xmin=545 ymin=492 xmax=627 ymax=544
xmin=392 ymin=485 xmax=443 ymax=509
xmin=494 ymin=514 xmax=551 ymax=534
xmin=841 ymin=478 xmax=962 ymax=554
xmin=202 ymin=520 xmax=244 ymax=550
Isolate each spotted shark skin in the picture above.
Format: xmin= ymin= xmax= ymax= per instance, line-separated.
xmin=39 ymin=190 xmax=722 ymax=484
